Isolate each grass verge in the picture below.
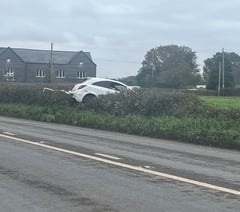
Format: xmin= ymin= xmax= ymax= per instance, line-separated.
xmin=0 ymin=103 xmax=239 ymax=150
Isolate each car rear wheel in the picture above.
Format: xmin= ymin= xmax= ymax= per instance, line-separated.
xmin=82 ymin=94 xmax=96 ymax=103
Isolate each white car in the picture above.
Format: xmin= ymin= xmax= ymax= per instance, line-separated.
xmin=69 ymin=77 xmax=130 ymax=102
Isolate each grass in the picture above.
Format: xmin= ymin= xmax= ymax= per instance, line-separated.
xmin=0 ymin=103 xmax=239 ymax=150
xmin=199 ymin=96 xmax=240 ymax=109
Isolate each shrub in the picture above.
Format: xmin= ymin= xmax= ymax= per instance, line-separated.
xmin=186 ymin=89 xmax=217 ymax=96
xmin=0 ymin=84 xmax=73 ymax=106
xmin=221 ymin=88 xmax=240 ymax=96
xmin=82 ymin=88 xmax=202 ymax=116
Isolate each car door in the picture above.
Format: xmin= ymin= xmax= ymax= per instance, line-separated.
xmin=91 ymin=81 xmax=117 ymax=95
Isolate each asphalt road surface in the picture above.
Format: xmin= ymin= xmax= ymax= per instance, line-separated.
xmin=0 ymin=116 xmax=239 ymax=212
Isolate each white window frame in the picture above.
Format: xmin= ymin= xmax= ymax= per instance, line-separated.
xmin=36 ymin=69 xmax=45 ymax=78
xmin=3 ymin=67 xmax=14 ymax=77
xmin=77 ymin=71 xmax=86 ymax=79
xmin=56 ymin=70 xmax=65 ymax=78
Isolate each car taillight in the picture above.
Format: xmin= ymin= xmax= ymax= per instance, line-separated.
xmin=78 ymin=85 xmax=86 ymax=90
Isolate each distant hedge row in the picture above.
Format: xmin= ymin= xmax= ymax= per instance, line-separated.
xmin=187 ymin=88 xmax=240 ymax=96
xmin=221 ymin=88 xmax=240 ymax=96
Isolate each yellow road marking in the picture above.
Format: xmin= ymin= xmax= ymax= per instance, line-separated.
xmin=0 ymin=133 xmax=239 ymax=196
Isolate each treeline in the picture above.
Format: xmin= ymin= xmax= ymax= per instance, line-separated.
xmin=119 ymin=45 xmax=240 ymax=91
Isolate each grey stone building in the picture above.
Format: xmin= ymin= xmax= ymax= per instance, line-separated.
xmin=0 ymin=47 xmax=96 ymax=83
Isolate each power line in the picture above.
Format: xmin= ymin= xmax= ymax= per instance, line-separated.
xmin=95 ymin=58 xmax=140 ymax=64
xmin=94 ymin=48 xmax=240 ymax=65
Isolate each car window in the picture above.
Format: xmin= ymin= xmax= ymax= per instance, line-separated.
xmin=93 ymin=80 xmax=127 ymax=91
xmin=93 ymin=81 xmax=111 ymax=89
xmin=109 ymin=82 xmax=128 ymax=91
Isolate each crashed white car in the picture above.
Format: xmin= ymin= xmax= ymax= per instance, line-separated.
xmin=44 ymin=77 xmax=131 ymax=103
xmin=69 ymin=77 xmax=130 ymax=102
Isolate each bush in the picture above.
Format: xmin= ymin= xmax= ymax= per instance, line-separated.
xmin=221 ymin=88 xmax=240 ymax=96
xmin=0 ymin=84 xmax=73 ymax=106
xmin=81 ymin=88 xmax=240 ymax=122
xmin=186 ymin=89 xmax=217 ymax=96
xmin=82 ymin=88 xmax=202 ymax=116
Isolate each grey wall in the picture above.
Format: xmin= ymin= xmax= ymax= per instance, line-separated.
xmin=0 ymin=48 xmax=25 ymax=82
xmin=26 ymin=63 xmax=50 ymax=83
xmin=0 ymin=48 xmax=96 ymax=83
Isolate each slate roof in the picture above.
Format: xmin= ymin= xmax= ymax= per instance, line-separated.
xmin=0 ymin=47 xmax=93 ymax=64
xmin=0 ymin=47 xmax=5 ymax=55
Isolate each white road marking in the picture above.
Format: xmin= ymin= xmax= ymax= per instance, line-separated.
xmin=0 ymin=133 xmax=239 ymax=196
xmin=3 ymin=132 xmax=15 ymax=136
xmin=94 ymin=153 xmax=121 ymax=160
xmin=143 ymin=165 xmax=152 ymax=169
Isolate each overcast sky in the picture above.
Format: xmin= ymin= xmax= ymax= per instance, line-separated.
xmin=1 ymin=0 xmax=240 ymax=78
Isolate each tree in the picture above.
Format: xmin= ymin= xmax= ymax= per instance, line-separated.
xmin=137 ymin=45 xmax=201 ymax=88
xmin=203 ymin=52 xmax=239 ymax=90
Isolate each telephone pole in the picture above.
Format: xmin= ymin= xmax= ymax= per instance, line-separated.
xmin=218 ymin=61 xmax=221 ymax=96
xmin=50 ymin=42 xmax=53 ymax=83
xmin=222 ymin=48 xmax=225 ymax=89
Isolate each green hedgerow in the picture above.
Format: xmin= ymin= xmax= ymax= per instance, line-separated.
xmin=0 ymin=85 xmax=240 ymax=150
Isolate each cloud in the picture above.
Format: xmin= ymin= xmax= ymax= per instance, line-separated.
xmin=1 ymin=0 xmax=240 ymax=78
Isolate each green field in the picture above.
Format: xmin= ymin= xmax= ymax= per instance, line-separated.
xmin=199 ymin=96 xmax=240 ymax=109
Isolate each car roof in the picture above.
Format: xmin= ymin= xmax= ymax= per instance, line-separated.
xmin=75 ymin=77 xmax=127 ymax=86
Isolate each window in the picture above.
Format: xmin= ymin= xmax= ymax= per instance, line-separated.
xmin=36 ymin=69 xmax=45 ymax=78
xmin=3 ymin=68 xmax=14 ymax=77
xmin=110 ymin=82 xmax=128 ymax=91
xmin=56 ymin=70 xmax=65 ymax=78
xmin=93 ymin=81 xmax=128 ymax=91
xmin=93 ymin=81 xmax=111 ymax=89
xmin=77 ymin=71 xmax=86 ymax=79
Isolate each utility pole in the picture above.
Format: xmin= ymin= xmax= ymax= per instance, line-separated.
xmin=218 ymin=61 xmax=221 ymax=96
xmin=222 ymin=48 xmax=225 ymax=89
xmin=50 ymin=42 xmax=53 ymax=83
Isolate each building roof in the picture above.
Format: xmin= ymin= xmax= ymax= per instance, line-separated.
xmin=0 ymin=47 xmax=93 ymax=64
xmin=0 ymin=47 xmax=5 ymax=55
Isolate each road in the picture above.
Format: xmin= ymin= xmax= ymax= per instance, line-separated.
xmin=0 ymin=116 xmax=239 ymax=212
